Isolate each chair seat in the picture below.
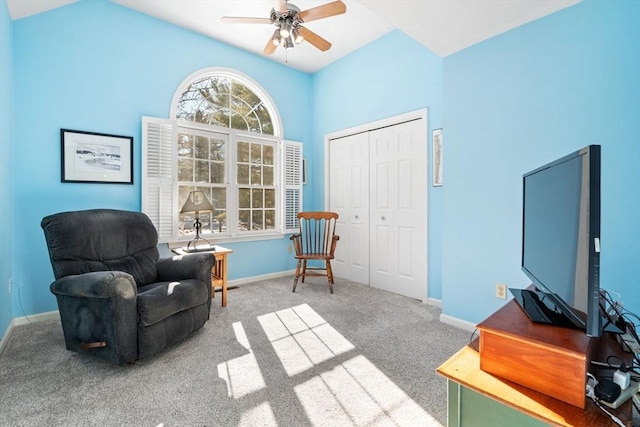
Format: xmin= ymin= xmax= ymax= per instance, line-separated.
xmin=137 ymin=280 xmax=210 ymax=327
xmin=295 ymin=253 xmax=334 ymax=260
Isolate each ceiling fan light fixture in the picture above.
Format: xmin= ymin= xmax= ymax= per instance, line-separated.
xmin=291 ymin=27 xmax=304 ymax=44
xmin=271 ymin=28 xmax=282 ymax=46
xmin=284 ymin=36 xmax=294 ymax=49
xmin=279 ymin=19 xmax=292 ymax=38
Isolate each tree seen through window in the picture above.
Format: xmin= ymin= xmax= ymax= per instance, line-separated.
xmin=175 ymin=73 xmax=278 ymax=238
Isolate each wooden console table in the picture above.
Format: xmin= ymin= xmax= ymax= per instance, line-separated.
xmin=437 ymin=344 xmax=635 ymax=426
xmin=437 ymin=301 xmax=634 ymax=426
xmin=173 ymin=245 xmax=232 ymax=307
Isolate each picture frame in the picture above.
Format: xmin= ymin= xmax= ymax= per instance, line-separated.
xmin=61 ymin=129 xmax=133 ymax=184
xmin=432 ymin=128 xmax=443 ymax=186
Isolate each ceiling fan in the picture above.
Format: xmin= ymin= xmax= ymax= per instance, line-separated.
xmin=222 ymin=0 xmax=347 ymax=55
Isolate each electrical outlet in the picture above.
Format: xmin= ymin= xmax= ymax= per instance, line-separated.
xmin=8 ymin=278 xmax=11 ymax=294
xmin=496 ymin=283 xmax=507 ymax=299
xmin=287 ymin=244 xmax=293 ymax=254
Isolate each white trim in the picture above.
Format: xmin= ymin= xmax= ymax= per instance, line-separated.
xmin=426 ymin=297 xmax=442 ymax=309
xmin=228 ymin=269 xmax=296 ymax=286
xmin=169 ymin=67 xmax=284 ymax=138
xmin=168 ymin=233 xmax=286 ymax=250
xmin=439 ymin=313 xmax=477 ymax=332
xmin=0 ymin=311 xmax=61 ymax=356
xmin=14 ymin=310 xmax=60 ymax=326
xmin=0 ymin=321 xmax=12 ymax=356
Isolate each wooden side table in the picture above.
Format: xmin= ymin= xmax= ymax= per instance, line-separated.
xmin=172 ymin=245 xmax=233 ymax=307
xmin=209 ymin=245 xmax=232 ymax=307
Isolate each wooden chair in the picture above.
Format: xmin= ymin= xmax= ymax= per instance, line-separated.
xmin=290 ymin=212 xmax=340 ymax=293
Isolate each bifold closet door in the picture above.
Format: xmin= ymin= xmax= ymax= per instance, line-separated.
xmin=369 ymin=119 xmax=427 ymax=300
xmin=329 ymin=117 xmax=427 ymax=300
xmin=329 ymin=132 xmax=370 ymax=285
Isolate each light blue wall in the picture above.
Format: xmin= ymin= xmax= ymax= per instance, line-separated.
xmin=312 ymin=30 xmax=445 ymax=301
xmin=442 ymin=0 xmax=640 ymax=323
xmin=4 ymin=0 xmax=638 ymax=342
xmin=11 ymin=0 xmax=311 ymax=317
xmin=0 ymin=0 xmax=14 ymax=336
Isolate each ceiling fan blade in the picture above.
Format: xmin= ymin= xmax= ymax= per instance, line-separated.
xmin=273 ymin=0 xmax=287 ymax=13
xmin=263 ymin=38 xmax=278 ymax=55
xmin=298 ymin=26 xmax=332 ymax=51
xmin=298 ymin=0 xmax=346 ymax=23
xmin=221 ymin=16 xmax=272 ymax=24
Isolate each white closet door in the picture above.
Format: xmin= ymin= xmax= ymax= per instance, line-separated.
xmin=329 ymin=132 xmax=370 ymax=284
xmin=369 ymin=119 xmax=427 ymax=300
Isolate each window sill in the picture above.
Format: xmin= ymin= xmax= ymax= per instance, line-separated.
xmin=167 ymin=232 xmax=285 ymax=250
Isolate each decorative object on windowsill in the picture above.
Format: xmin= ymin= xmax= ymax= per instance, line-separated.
xmin=221 ymin=0 xmax=346 ymax=55
xmin=181 ymin=191 xmax=215 ymax=252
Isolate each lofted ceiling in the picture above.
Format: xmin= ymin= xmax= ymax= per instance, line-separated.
xmin=7 ymin=0 xmax=582 ymax=73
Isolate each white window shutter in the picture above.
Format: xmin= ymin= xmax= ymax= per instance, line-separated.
xmin=283 ymin=140 xmax=303 ymax=233
xmin=142 ymin=117 xmax=177 ymax=243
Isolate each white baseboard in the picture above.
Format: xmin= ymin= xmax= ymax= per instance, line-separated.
xmin=439 ymin=313 xmax=477 ymax=332
xmin=0 ymin=321 xmax=13 ymax=356
xmin=13 ymin=310 xmax=60 ymax=326
xmin=228 ymin=270 xmax=295 ymax=286
xmin=0 ymin=310 xmax=60 ymax=356
xmin=426 ymin=297 xmax=442 ymax=308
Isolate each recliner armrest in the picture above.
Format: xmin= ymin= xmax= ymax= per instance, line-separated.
xmin=156 ymin=252 xmax=215 ymax=286
xmin=49 ymin=271 xmax=139 ymax=364
xmin=50 ymin=271 xmax=137 ymax=299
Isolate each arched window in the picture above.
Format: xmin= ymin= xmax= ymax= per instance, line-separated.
xmin=175 ymin=74 xmax=275 ymax=135
xmin=142 ymin=69 xmax=301 ymax=244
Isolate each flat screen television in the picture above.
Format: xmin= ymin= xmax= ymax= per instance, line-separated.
xmin=511 ymin=145 xmax=605 ymax=337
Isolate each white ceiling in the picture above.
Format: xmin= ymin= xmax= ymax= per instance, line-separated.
xmin=7 ymin=0 xmax=582 ymax=73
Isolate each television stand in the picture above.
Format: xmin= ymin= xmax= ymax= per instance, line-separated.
xmin=477 ymin=298 xmax=594 ymax=408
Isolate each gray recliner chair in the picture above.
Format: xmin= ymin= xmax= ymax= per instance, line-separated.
xmin=41 ymin=209 xmax=215 ymax=365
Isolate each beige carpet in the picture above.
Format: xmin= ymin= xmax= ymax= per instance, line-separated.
xmin=0 ymin=277 xmax=470 ymax=426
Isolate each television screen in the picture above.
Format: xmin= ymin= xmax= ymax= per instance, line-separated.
xmin=514 ymin=145 xmax=602 ymax=337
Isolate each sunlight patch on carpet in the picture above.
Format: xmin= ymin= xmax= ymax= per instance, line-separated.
xmin=217 ymin=321 xmax=266 ymax=399
xmin=257 ymin=304 xmax=355 ymax=376
xmin=238 ymin=402 xmax=277 ymax=427
xmin=218 ymin=303 xmax=441 ymax=426
xmin=295 ymin=355 xmax=443 ymax=427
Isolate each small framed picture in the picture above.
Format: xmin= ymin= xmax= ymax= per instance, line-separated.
xmin=432 ymin=128 xmax=443 ymax=186
xmin=61 ymin=129 xmax=133 ymax=184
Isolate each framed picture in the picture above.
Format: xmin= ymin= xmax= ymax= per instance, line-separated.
xmin=432 ymin=128 xmax=443 ymax=186
xmin=61 ymin=129 xmax=133 ymax=184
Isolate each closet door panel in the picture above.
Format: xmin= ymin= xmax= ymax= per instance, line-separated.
xmin=329 ymin=132 xmax=370 ymax=284
xmin=370 ymin=120 xmax=427 ymax=300
xmin=328 ymin=112 xmax=427 ymax=301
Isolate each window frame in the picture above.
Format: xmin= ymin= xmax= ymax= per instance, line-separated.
xmin=169 ymin=67 xmax=283 ymax=138
xmin=142 ymin=68 xmax=301 ymax=245
xmin=175 ymin=120 xmax=282 ymax=240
